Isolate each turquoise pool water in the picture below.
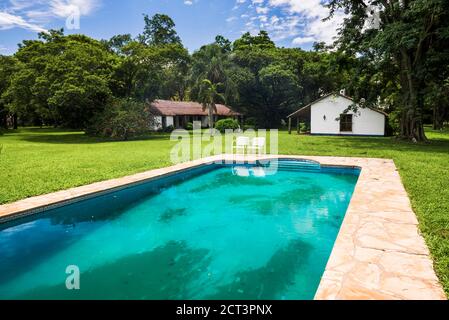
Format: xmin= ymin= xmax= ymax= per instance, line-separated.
xmin=0 ymin=161 xmax=359 ymax=300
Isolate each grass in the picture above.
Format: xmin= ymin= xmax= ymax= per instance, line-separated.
xmin=1 ymin=126 xmax=449 ymax=295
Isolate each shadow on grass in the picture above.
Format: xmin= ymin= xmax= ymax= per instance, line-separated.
xmin=13 ymin=128 xmax=172 ymax=145
xmin=283 ymin=134 xmax=449 ymax=157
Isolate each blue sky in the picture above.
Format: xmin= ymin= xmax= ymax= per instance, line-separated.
xmin=0 ymin=0 xmax=345 ymax=55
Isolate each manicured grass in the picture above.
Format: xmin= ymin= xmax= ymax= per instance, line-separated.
xmin=0 ymin=128 xmax=176 ymax=204
xmin=1 ymin=126 xmax=449 ymax=295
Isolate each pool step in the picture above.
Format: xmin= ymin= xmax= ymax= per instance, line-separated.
xmin=264 ymin=160 xmax=321 ymax=172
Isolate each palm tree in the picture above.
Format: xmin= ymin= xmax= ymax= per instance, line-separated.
xmin=197 ymin=79 xmax=224 ymax=135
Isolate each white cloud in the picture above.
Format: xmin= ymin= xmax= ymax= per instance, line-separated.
xmin=184 ymin=0 xmax=193 ymax=5
xmin=0 ymin=0 xmax=101 ymax=33
xmin=237 ymin=0 xmax=346 ymax=46
xmin=0 ymin=11 xmax=47 ymax=32
xmin=255 ymin=6 xmax=269 ymax=14
xmin=292 ymin=36 xmax=315 ymax=45
xmin=267 ymin=0 xmax=345 ymax=45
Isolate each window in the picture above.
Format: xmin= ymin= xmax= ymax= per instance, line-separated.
xmin=340 ymin=114 xmax=353 ymax=132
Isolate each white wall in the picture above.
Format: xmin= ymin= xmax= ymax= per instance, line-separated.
xmin=166 ymin=116 xmax=174 ymax=127
xmin=201 ymin=116 xmax=208 ymax=127
xmin=310 ymin=95 xmax=385 ymax=136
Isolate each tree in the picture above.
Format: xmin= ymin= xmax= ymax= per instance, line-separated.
xmin=0 ymin=55 xmax=18 ymax=129
xmin=214 ymin=35 xmax=232 ymax=53
xmin=139 ymin=14 xmax=181 ymax=46
xmin=233 ymin=31 xmax=275 ymax=51
xmin=114 ymin=41 xmax=190 ymax=101
xmin=197 ymin=79 xmax=225 ymax=135
xmin=86 ymin=99 xmax=153 ymax=140
xmin=3 ymin=30 xmax=117 ymax=128
xmin=190 ymin=43 xmax=238 ymax=113
xmin=328 ymin=0 xmax=449 ymax=141
xmin=103 ymin=34 xmax=132 ymax=54
xmin=230 ymin=33 xmax=305 ymax=128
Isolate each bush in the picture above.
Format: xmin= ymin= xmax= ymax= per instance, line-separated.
xmin=186 ymin=122 xmax=193 ymax=130
xmin=86 ymin=99 xmax=153 ymax=140
xmin=300 ymin=123 xmax=310 ymax=133
xmin=388 ymin=110 xmax=401 ymax=136
xmin=215 ymin=118 xmax=240 ymax=133
xmin=164 ymin=125 xmax=174 ymax=133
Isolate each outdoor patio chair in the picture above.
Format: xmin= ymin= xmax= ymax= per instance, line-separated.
xmin=232 ymin=166 xmax=250 ymax=177
xmin=251 ymin=166 xmax=266 ymax=177
xmin=234 ymin=136 xmax=250 ymax=154
xmin=248 ymin=137 xmax=266 ymax=155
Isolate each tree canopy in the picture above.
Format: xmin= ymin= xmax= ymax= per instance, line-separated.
xmin=328 ymin=0 xmax=449 ymax=141
xmin=0 ymin=11 xmax=447 ymax=140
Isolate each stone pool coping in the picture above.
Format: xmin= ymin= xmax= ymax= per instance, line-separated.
xmin=0 ymin=154 xmax=445 ymax=300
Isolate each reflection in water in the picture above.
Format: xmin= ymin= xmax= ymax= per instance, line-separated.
xmin=205 ymin=239 xmax=313 ymax=300
xmin=14 ymin=241 xmax=211 ymax=300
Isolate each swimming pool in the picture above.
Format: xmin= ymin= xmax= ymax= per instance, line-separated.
xmin=0 ymin=159 xmax=359 ymax=300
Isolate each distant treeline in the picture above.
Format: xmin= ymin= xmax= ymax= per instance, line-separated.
xmin=1 ymin=2 xmax=448 ymax=141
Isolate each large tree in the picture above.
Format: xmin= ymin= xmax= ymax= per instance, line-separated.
xmin=197 ymin=79 xmax=225 ymax=134
xmin=190 ymin=41 xmax=238 ymax=115
xmin=328 ymin=0 xmax=449 ymax=141
xmin=3 ymin=30 xmax=117 ymax=128
xmin=0 ymin=55 xmax=18 ymax=129
xmin=113 ymin=41 xmax=190 ymax=102
xmin=139 ymin=13 xmax=182 ymax=46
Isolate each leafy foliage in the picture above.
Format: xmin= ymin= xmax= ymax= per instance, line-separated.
xmin=328 ymin=0 xmax=449 ymax=140
xmin=0 ymin=10 xmax=447 ymax=139
xmin=215 ymin=118 xmax=240 ymax=133
xmin=86 ymin=99 xmax=153 ymax=140
xmin=139 ymin=14 xmax=181 ymax=46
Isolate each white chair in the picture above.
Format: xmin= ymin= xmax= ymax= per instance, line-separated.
xmin=234 ymin=136 xmax=250 ymax=154
xmin=251 ymin=167 xmax=266 ymax=177
xmin=233 ymin=166 xmax=250 ymax=177
xmin=248 ymin=137 xmax=266 ymax=155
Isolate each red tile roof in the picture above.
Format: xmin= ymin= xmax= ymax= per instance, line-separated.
xmin=148 ymin=100 xmax=242 ymax=116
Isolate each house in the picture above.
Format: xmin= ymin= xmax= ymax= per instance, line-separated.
xmin=287 ymin=92 xmax=387 ymax=136
xmin=148 ymin=100 xmax=242 ymax=130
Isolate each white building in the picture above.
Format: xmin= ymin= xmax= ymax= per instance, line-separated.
xmin=287 ymin=93 xmax=387 ymax=136
xmin=148 ymin=100 xmax=242 ymax=131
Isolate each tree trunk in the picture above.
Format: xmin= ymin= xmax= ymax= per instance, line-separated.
xmin=398 ymin=50 xmax=427 ymax=142
xmin=400 ymin=109 xmax=426 ymax=142
xmin=433 ymin=105 xmax=444 ymax=130
xmin=13 ymin=113 xmax=18 ymax=130
xmin=0 ymin=113 xmax=7 ymax=129
xmin=208 ymin=105 xmax=214 ymax=136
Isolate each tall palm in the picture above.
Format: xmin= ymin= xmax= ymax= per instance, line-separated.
xmin=198 ymin=79 xmax=224 ymax=135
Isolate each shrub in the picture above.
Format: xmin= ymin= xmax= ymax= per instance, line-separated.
xmin=300 ymin=123 xmax=310 ymax=133
xmin=215 ymin=118 xmax=240 ymax=133
xmin=86 ymin=99 xmax=153 ymax=140
xmin=164 ymin=125 xmax=174 ymax=133
xmin=388 ymin=110 xmax=401 ymax=136
xmin=186 ymin=122 xmax=193 ymax=130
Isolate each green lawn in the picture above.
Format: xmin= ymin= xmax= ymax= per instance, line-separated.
xmin=1 ymin=127 xmax=449 ymax=295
